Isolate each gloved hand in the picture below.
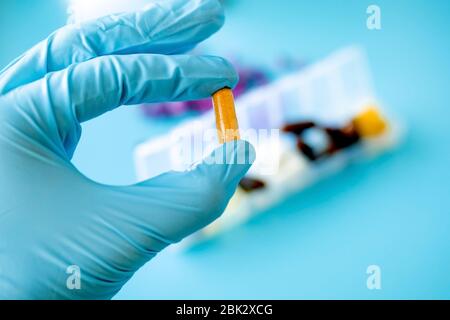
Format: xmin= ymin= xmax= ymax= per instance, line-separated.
xmin=0 ymin=0 xmax=254 ymax=299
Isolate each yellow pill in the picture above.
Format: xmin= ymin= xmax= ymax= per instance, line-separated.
xmin=352 ymin=106 xmax=388 ymax=137
xmin=212 ymin=87 xmax=240 ymax=144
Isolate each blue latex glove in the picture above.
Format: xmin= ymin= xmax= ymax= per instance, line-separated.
xmin=0 ymin=0 xmax=254 ymax=299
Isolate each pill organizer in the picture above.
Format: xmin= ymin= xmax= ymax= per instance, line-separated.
xmin=134 ymin=47 xmax=402 ymax=246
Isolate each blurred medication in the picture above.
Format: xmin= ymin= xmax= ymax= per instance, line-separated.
xmin=134 ymin=47 xmax=402 ymax=246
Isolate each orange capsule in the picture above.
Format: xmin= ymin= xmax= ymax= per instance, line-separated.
xmin=212 ymin=87 xmax=240 ymax=144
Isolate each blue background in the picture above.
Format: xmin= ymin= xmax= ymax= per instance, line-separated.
xmin=1 ymin=0 xmax=449 ymax=299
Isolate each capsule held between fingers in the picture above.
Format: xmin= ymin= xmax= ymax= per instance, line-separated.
xmin=212 ymin=87 xmax=240 ymax=144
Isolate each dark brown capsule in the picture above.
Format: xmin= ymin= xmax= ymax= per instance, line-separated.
xmin=282 ymin=121 xmax=315 ymax=135
xmin=239 ymin=177 xmax=266 ymax=192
